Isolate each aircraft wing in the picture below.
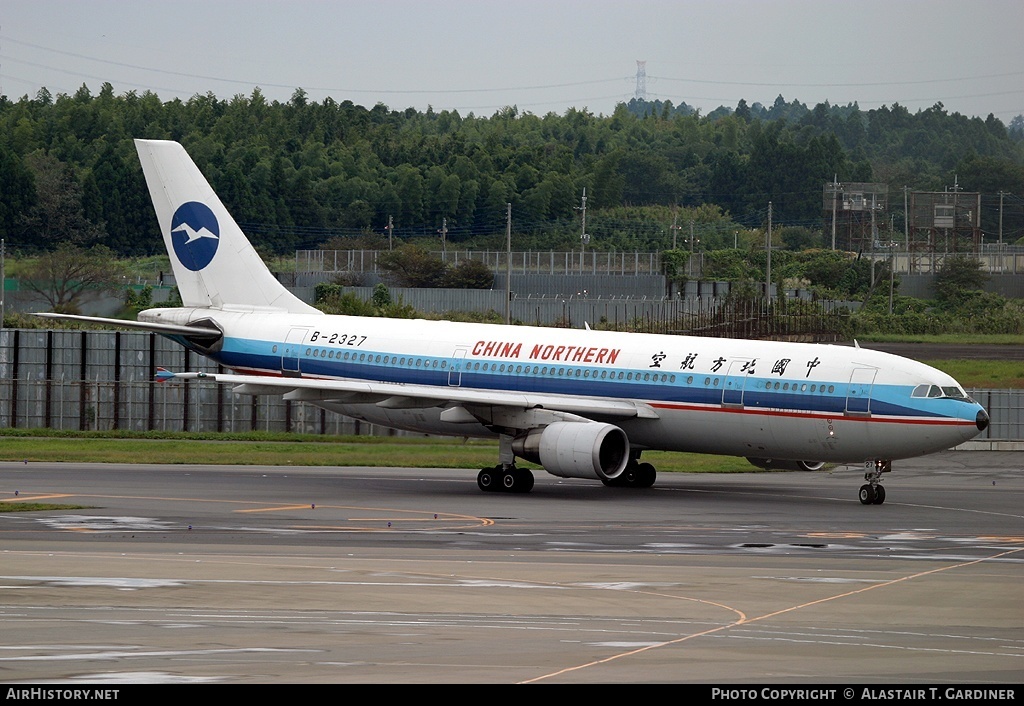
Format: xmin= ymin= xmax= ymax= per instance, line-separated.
xmin=166 ymin=370 xmax=660 ymax=421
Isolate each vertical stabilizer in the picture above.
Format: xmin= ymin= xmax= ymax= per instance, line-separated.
xmin=134 ymin=139 xmax=320 ymax=314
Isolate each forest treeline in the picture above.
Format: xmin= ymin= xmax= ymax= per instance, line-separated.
xmin=1 ymin=82 xmax=1023 ymax=258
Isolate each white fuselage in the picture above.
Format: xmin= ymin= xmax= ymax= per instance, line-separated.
xmin=142 ymin=306 xmax=988 ymax=465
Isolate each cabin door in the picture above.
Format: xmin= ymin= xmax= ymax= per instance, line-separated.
xmin=845 ymin=367 xmax=877 ymax=416
xmin=448 ymin=348 xmax=468 ymax=386
xmin=281 ymin=328 xmax=309 ymax=377
xmin=722 ymin=359 xmax=753 ymax=406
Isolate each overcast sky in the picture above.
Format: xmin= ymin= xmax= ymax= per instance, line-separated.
xmin=3 ymin=0 xmax=1022 ymax=122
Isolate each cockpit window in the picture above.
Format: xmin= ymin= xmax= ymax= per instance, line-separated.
xmin=912 ymin=384 xmax=971 ymax=400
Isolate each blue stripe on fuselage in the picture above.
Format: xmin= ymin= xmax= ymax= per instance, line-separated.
xmin=211 ymin=336 xmax=960 ymax=422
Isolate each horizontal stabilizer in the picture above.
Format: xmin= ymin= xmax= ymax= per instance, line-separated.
xmin=35 ymin=313 xmax=224 ymax=338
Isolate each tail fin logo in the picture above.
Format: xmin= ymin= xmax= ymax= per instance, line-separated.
xmin=170 ymin=202 xmax=220 ymax=271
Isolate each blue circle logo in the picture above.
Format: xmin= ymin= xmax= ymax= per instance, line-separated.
xmin=170 ymin=202 xmax=220 ymax=271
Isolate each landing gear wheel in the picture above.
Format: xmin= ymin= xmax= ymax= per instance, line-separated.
xmin=635 ymin=462 xmax=656 ymax=488
xmin=479 ymin=466 xmax=534 ymax=493
xmin=477 ymin=467 xmax=497 ymax=492
xmin=858 ymin=484 xmax=876 ymax=505
xmin=603 ymin=462 xmax=657 ymax=488
xmin=502 ymin=470 xmax=517 ymax=491
xmin=860 ymin=460 xmax=891 ymax=505
xmin=517 ymin=470 xmax=535 ymax=493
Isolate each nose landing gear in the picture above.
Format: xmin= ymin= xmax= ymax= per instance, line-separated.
xmin=859 ymin=459 xmax=891 ymax=505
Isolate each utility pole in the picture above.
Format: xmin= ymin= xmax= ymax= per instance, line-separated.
xmin=576 ymin=188 xmax=589 ymax=273
xmin=687 ymin=220 xmax=697 ymax=278
xmin=670 ymin=207 xmax=680 ymax=249
xmin=386 ymin=215 xmax=394 ymax=250
xmin=949 ymin=175 xmax=962 ymax=254
xmin=889 ymin=241 xmax=895 ymax=315
xmin=505 ymin=203 xmax=512 ymax=325
xmin=438 ymin=217 xmax=447 ymax=259
xmin=830 ymin=176 xmax=841 ymax=250
xmin=770 ymin=199 xmax=774 ymax=299
xmin=903 ymin=185 xmax=910 ymax=249
xmin=998 ymin=191 xmax=1008 ymax=249
xmin=1 ymin=239 xmax=5 ymax=330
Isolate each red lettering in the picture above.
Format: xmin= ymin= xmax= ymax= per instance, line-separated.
xmin=606 ymin=349 xmax=620 ymax=364
xmin=530 ymin=344 xmax=543 ymax=359
xmin=596 ymin=348 xmax=608 ymax=363
xmin=584 ymin=347 xmax=596 ymax=363
xmin=553 ymin=345 xmax=566 ymax=360
xmin=473 ymin=341 xmax=485 ymax=355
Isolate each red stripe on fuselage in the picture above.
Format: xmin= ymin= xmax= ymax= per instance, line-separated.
xmin=649 ymin=401 xmax=973 ymax=427
xmin=225 ymin=367 xmax=974 ymax=428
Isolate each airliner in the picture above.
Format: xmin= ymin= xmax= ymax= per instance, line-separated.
xmin=39 ymin=139 xmax=991 ymax=505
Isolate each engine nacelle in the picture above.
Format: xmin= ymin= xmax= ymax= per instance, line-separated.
xmin=746 ymin=457 xmax=826 ymax=472
xmin=512 ymin=422 xmax=630 ymax=481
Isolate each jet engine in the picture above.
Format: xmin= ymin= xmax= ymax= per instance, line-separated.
xmin=512 ymin=421 xmax=630 ymax=481
xmin=746 ymin=457 xmax=826 ymax=472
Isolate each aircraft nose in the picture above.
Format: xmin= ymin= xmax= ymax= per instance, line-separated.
xmin=976 ymin=408 xmax=990 ymax=432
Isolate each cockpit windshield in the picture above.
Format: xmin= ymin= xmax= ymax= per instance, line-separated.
xmin=911 ymin=384 xmax=972 ymax=401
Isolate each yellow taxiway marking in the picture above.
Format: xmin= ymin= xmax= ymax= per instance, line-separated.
xmin=523 ymin=544 xmax=1024 ymax=684
xmin=233 ymin=503 xmax=492 ymax=527
xmin=978 ymin=535 xmax=1024 ymax=543
xmin=2 ymin=494 xmax=73 ymax=503
xmin=236 ymin=505 xmax=316 ymax=514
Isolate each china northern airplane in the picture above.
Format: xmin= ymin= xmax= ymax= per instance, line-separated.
xmin=39 ymin=139 xmax=991 ymax=505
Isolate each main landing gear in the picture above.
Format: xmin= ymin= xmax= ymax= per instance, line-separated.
xmin=477 ymin=464 xmax=535 ymax=493
xmin=859 ymin=459 xmax=891 ymax=505
xmin=601 ymin=460 xmax=657 ymax=489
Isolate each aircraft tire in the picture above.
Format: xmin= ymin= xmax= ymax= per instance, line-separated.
xmin=517 ymin=470 xmax=535 ymax=493
xmin=872 ymin=485 xmax=886 ymax=505
xmin=858 ymin=484 xmax=876 ymax=505
xmin=478 ymin=468 xmax=497 ymax=492
xmin=636 ymin=462 xmax=656 ymax=488
xmin=502 ymin=471 xmax=517 ymax=491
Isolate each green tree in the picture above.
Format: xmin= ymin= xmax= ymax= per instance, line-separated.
xmin=371 ymin=282 xmax=392 ymax=308
xmin=0 ymin=146 xmax=36 ymax=242
xmin=22 ymin=152 xmax=105 ymax=250
xmin=934 ymin=255 xmax=988 ymax=305
xmin=442 ymin=259 xmax=494 ymax=289
xmin=21 ymin=243 xmax=128 ymax=313
xmin=377 ymin=245 xmax=447 ymax=287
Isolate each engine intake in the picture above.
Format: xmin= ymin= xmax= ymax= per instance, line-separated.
xmin=512 ymin=422 xmax=630 ymax=481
